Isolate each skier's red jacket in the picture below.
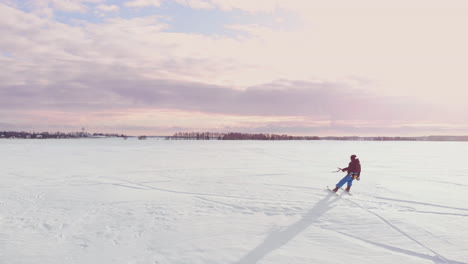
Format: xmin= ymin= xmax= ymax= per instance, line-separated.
xmin=343 ymin=159 xmax=361 ymax=176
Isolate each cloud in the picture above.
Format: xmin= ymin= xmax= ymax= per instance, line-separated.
xmin=193 ymin=0 xmax=468 ymax=14
xmin=96 ymin=4 xmax=119 ymax=12
xmin=174 ymin=0 xmax=214 ymax=10
xmin=172 ymin=0 xmax=278 ymax=13
xmin=125 ymin=0 xmax=163 ymax=8
xmin=3 ymin=105 xmax=466 ymax=136
xmin=48 ymin=1 xmax=88 ymax=12
xmin=4 ymin=1 xmax=467 ymax=103
xmin=123 ymin=0 xmax=279 ymax=12
xmin=20 ymin=0 xmax=107 ymax=13
xmin=0 ymin=64 xmax=442 ymax=124
xmin=1 ymin=0 xmax=18 ymax=8
xmin=2 ymin=2 xmax=468 ymax=135
xmin=0 ymin=3 xmax=456 ymax=124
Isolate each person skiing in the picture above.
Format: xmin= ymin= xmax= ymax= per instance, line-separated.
xmin=332 ymin=155 xmax=361 ymax=193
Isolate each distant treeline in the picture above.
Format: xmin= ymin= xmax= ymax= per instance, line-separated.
xmin=0 ymin=131 xmax=128 ymax=139
xmin=222 ymin=133 xmax=320 ymax=140
xmin=168 ymin=132 xmax=318 ymax=140
xmin=168 ymin=132 xmax=224 ymax=140
xmin=3 ymin=130 xmax=468 ymax=142
xmin=167 ymin=132 xmax=468 ymax=141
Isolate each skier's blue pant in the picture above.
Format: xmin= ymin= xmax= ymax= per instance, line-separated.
xmin=336 ymin=173 xmax=354 ymax=189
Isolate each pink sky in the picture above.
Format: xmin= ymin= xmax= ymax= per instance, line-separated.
xmin=1 ymin=0 xmax=468 ymax=136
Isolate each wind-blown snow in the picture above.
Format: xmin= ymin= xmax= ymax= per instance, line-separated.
xmin=1 ymin=139 xmax=467 ymax=264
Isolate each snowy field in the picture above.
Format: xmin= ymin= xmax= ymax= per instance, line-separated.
xmin=1 ymin=138 xmax=467 ymax=264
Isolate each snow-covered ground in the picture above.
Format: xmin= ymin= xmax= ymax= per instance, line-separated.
xmin=1 ymin=139 xmax=467 ymax=264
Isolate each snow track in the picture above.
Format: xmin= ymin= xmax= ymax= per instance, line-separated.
xmin=341 ymin=197 xmax=454 ymax=263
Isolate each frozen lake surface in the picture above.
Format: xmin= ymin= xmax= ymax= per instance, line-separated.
xmin=1 ymin=139 xmax=467 ymax=264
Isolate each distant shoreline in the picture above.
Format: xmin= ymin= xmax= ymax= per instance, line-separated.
xmin=2 ymin=131 xmax=468 ymax=142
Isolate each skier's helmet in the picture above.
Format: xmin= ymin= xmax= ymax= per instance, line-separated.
xmin=350 ymin=155 xmax=357 ymax=160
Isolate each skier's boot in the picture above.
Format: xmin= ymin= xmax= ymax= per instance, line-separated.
xmin=345 ymin=186 xmax=351 ymax=192
xmin=332 ymin=187 xmax=339 ymax=192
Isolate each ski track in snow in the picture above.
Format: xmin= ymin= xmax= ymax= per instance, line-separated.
xmin=325 ymin=228 xmax=466 ymax=264
xmin=340 ymin=197 xmax=455 ymax=264
xmin=113 ymin=179 xmax=317 ymax=205
xmin=374 ymin=197 xmax=468 ymax=212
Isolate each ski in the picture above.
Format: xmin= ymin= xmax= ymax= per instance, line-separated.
xmin=326 ymin=186 xmax=338 ymax=195
xmin=340 ymin=188 xmax=352 ymax=195
xmin=326 ymin=186 xmax=352 ymax=196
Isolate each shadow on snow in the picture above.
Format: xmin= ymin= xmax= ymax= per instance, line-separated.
xmin=235 ymin=192 xmax=340 ymax=264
